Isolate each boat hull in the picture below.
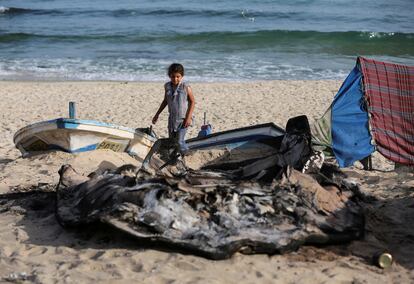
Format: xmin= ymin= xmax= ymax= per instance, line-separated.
xmin=14 ymin=118 xmax=156 ymax=161
xmin=185 ymin=123 xmax=285 ymax=169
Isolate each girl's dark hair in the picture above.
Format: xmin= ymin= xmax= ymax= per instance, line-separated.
xmin=168 ymin=63 xmax=184 ymax=76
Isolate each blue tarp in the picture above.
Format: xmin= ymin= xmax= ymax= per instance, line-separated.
xmin=331 ymin=66 xmax=375 ymax=167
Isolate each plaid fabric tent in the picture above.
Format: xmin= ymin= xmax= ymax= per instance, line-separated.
xmin=312 ymin=57 xmax=414 ymax=167
xmin=360 ymin=57 xmax=414 ymax=165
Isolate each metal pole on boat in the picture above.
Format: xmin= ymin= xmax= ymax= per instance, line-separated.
xmin=69 ymin=102 xmax=76 ymax=119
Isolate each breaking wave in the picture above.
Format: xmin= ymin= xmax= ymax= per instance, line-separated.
xmin=1 ymin=30 xmax=412 ymax=56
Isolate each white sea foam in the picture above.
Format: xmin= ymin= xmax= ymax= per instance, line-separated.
xmin=0 ymin=6 xmax=9 ymax=13
xmin=0 ymin=57 xmax=378 ymax=82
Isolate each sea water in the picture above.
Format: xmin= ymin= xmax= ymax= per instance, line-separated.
xmin=0 ymin=0 xmax=413 ymax=81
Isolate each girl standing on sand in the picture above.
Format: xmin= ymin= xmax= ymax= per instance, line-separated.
xmin=152 ymin=63 xmax=195 ymax=155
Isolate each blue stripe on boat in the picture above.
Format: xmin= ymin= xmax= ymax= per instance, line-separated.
xmin=44 ymin=143 xmax=98 ymax=153
xmin=56 ymin=118 xmax=136 ymax=133
xmin=71 ymin=143 xmax=99 ymax=153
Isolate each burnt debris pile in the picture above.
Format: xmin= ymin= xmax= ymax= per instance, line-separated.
xmin=56 ymin=116 xmax=364 ymax=259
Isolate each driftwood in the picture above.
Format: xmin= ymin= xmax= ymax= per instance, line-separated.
xmin=56 ymin=159 xmax=364 ymax=259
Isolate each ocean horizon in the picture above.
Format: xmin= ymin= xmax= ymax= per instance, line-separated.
xmin=0 ymin=0 xmax=413 ymax=82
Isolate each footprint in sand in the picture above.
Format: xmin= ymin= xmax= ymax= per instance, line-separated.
xmin=26 ymin=246 xmax=48 ymax=257
xmin=174 ymin=261 xmax=200 ymax=271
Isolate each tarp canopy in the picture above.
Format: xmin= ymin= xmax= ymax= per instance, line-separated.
xmin=312 ymin=57 xmax=414 ymax=167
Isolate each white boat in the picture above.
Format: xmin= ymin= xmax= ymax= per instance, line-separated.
xmin=141 ymin=122 xmax=286 ymax=171
xmin=14 ymin=118 xmax=157 ymax=161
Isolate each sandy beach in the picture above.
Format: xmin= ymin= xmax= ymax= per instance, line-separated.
xmin=0 ymin=80 xmax=413 ymax=283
